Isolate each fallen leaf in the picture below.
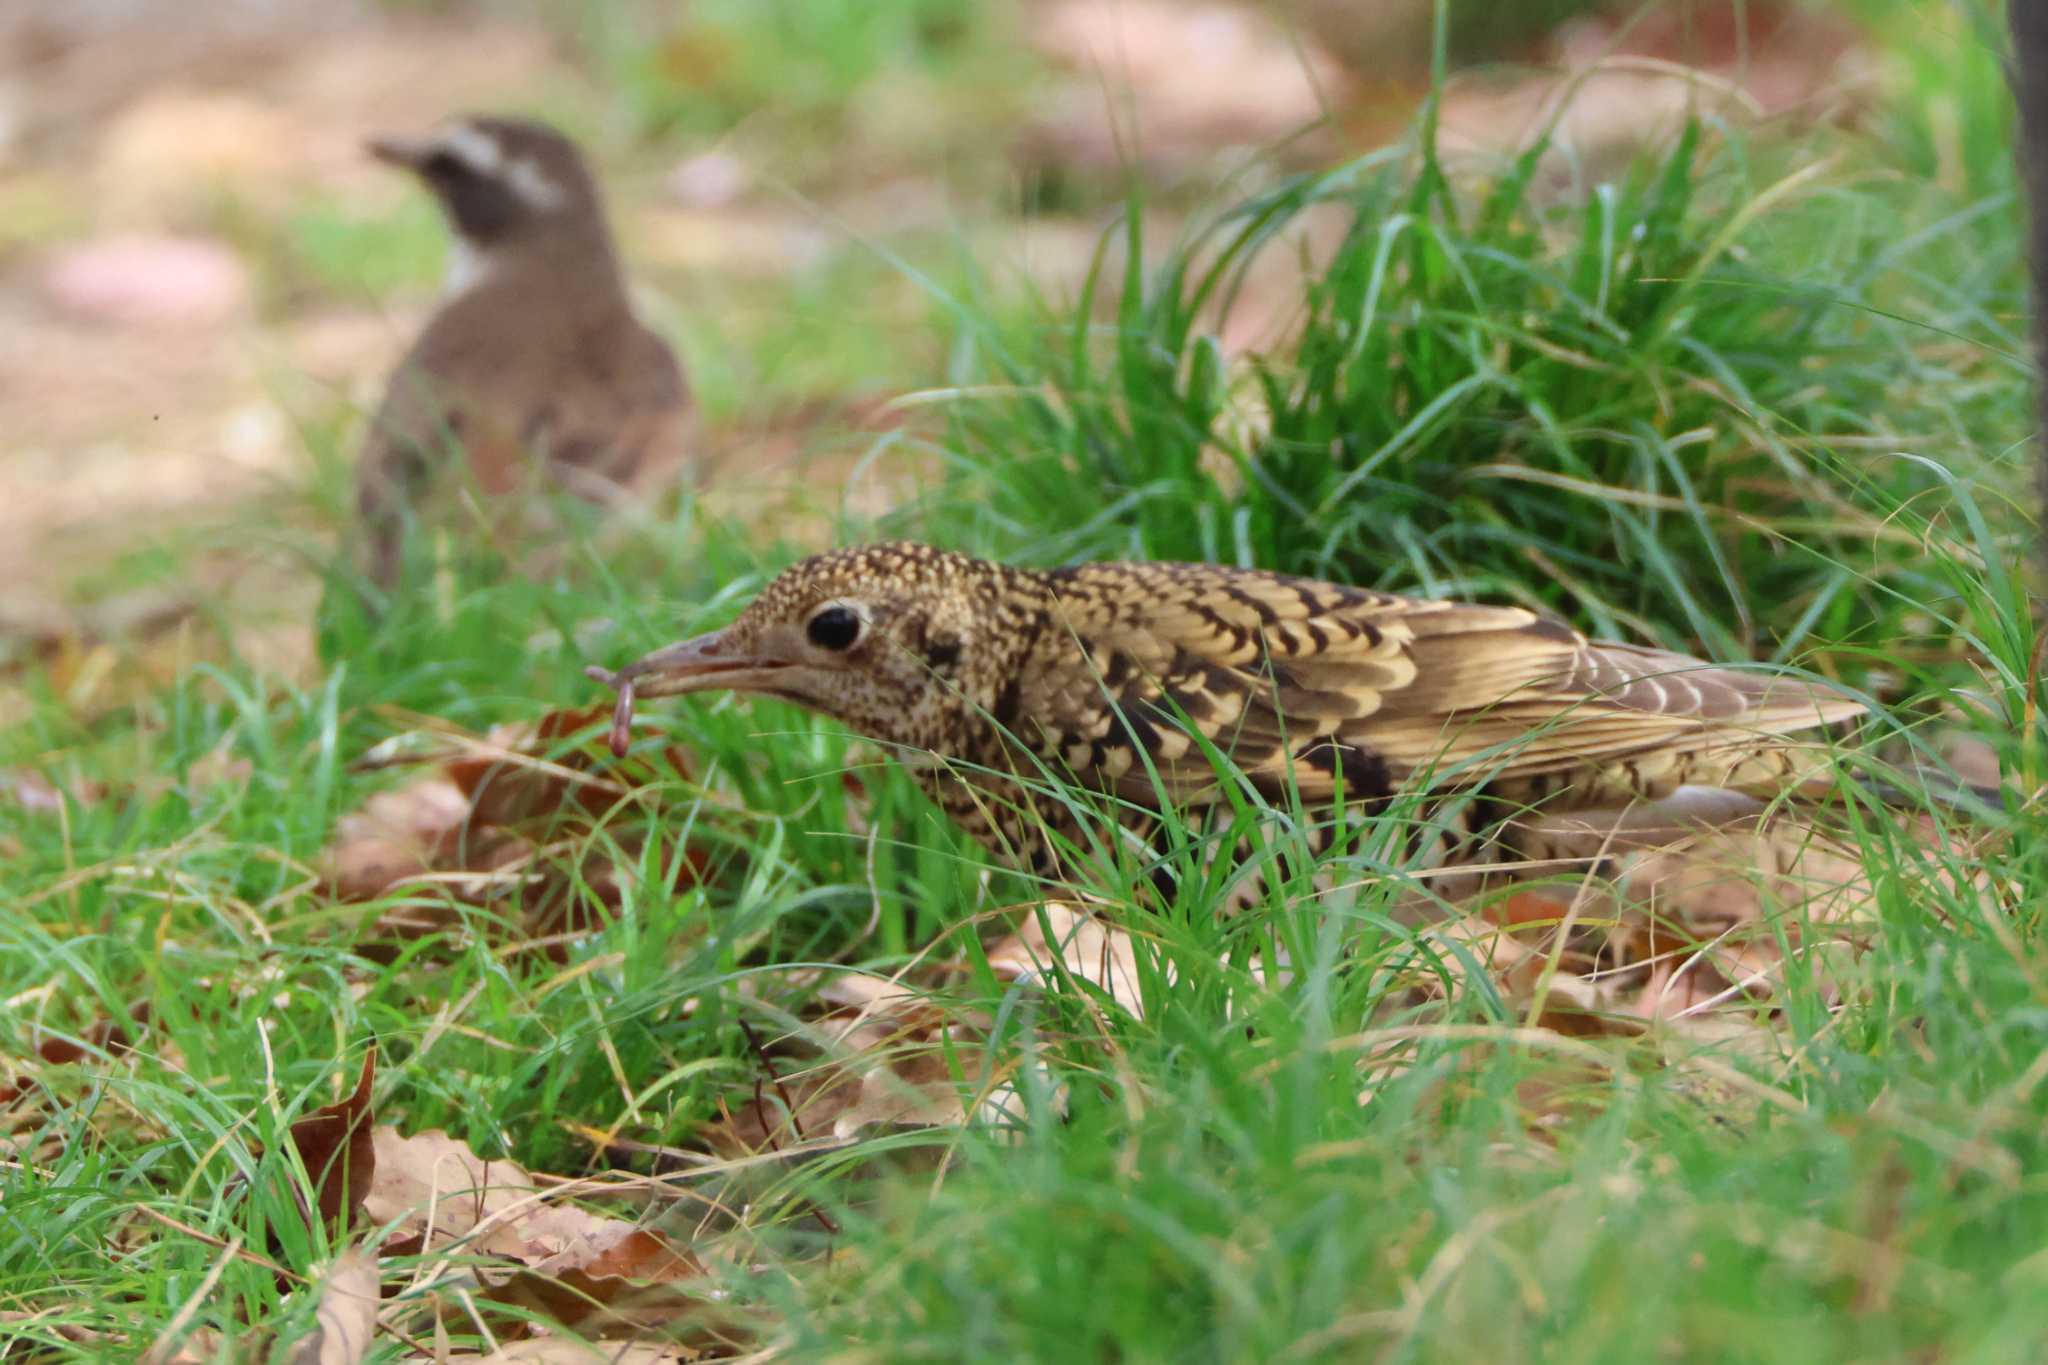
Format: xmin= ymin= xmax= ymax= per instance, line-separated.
xmin=0 ymin=1001 xmax=155 ymax=1105
xmin=699 ymin=969 xmax=1027 ymax=1156
xmin=448 ymin=1340 xmax=700 ymax=1364
xmin=987 ymin=901 xmax=1152 ymax=1020
xmin=283 ymin=1250 xmax=381 ymax=1365
xmin=323 ymin=707 xmax=705 ymax=949
xmin=323 ymin=775 xmax=509 ymax=903
xmin=284 ymin=1049 xmax=377 ymax=1235
xmin=0 ymin=1310 xmax=126 ymax=1352
xmin=493 ymin=1226 xmax=703 ymax=1333
xmin=1423 ymin=807 xmax=1937 ymax=1043
xmin=360 ymin=1126 xmax=535 ymax=1252
xmin=362 ymin=1125 xmax=705 ymax=1330
xmin=143 ymin=1326 xmax=228 ymax=1365
xmin=1554 ymin=0 xmax=1868 ymax=117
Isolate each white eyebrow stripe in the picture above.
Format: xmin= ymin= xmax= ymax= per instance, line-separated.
xmin=438 ymin=124 xmax=503 ymax=175
xmin=438 ymin=123 xmax=567 ymax=211
xmin=503 ymin=155 xmax=566 ymax=210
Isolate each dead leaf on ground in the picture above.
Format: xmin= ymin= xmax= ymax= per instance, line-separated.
xmin=283 ymin=1249 xmax=381 ymax=1365
xmin=323 ymin=705 xmax=706 ymax=950
xmin=987 ymin=901 xmax=1152 ymax=1021
xmin=1 ymin=1000 xmax=156 ymax=1106
xmin=323 ymin=774 xmax=503 ymax=904
xmin=1424 ymin=809 xmax=1969 ymax=1045
xmin=690 ymin=907 xmax=1161 ymax=1162
xmin=446 ymin=1340 xmax=704 ymax=1364
xmin=692 ymin=949 xmax=1098 ymax=1160
xmin=279 ymin=1048 xmax=378 ymax=1236
xmin=0 ymin=1310 xmax=135 ymax=1354
xmin=697 ymin=971 xmax=993 ymax=1157
xmin=362 ymin=1125 xmax=705 ymax=1333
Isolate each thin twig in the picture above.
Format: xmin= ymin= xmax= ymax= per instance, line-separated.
xmin=128 ymin=1205 xmax=300 ymax=1281
xmin=735 ymin=1019 xmax=840 ymax=1237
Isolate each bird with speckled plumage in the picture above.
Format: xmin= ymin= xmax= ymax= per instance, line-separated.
xmin=588 ymin=542 xmax=1867 ymax=891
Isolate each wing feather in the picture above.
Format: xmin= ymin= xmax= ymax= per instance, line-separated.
xmin=1019 ymin=562 xmax=1863 ymax=808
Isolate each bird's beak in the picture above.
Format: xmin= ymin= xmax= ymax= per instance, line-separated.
xmin=585 ymin=629 xmax=790 ymax=700
xmin=366 ymin=134 xmax=434 ymax=170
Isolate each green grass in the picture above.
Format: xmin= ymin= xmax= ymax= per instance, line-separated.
xmin=276 ymin=194 xmax=449 ymax=306
xmin=5 ymin=11 xmax=2048 ymax=1362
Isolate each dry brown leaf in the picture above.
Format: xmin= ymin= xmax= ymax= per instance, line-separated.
xmin=0 ymin=1000 xmax=155 ymax=1105
xmin=324 ymin=707 xmax=706 ymax=949
xmin=0 ymin=1310 xmax=132 ymax=1353
xmin=697 ymin=971 xmax=993 ymax=1156
xmin=825 ymin=1049 xmax=969 ymax=1138
xmin=987 ymin=901 xmax=1151 ymax=1020
xmin=283 ymin=1049 xmax=377 ymax=1235
xmin=1427 ymin=811 xmax=1906 ymax=1043
xmin=362 ymin=1124 xmax=704 ymax=1330
xmin=146 ymin=1328 xmax=227 ymax=1365
xmin=323 ymin=775 xmax=483 ymax=902
xmin=448 ymin=1340 xmax=702 ymax=1364
xmin=1557 ymin=0 xmax=1868 ymax=117
xmin=362 ymin=1125 xmax=537 ymax=1253
xmin=491 ymin=1228 xmax=703 ymax=1334
xmin=284 ymin=1250 xmax=381 ymax=1365
xmin=446 ymin=705 xmax=693 ymax=828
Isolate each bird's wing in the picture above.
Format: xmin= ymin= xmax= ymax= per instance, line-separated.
xmin=354 ymin=357 xmax=516 ymax=584
xmin=519 ymin=320 xmax=689 ymax=493
xmin=1021 ymin=562 xmax=1862 ymax=807
xmin=356 ymin=312 xmax=689 ymax=581
xmin=358 ymin=310 xmax=534 ymax=511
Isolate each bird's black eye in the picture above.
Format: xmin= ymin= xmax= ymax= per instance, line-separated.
xmin=806 ymin=605 xmax=864 ymax=652
xmin=422 ymin=150 xmax=467 ymax=179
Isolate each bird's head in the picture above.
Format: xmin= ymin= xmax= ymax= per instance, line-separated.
xmin=367 ymin=115 xmax=607 ymax=261
xmin=594 ymin=543 xmax=1047 ymax=754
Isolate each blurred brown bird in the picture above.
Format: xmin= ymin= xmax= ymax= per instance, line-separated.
xmin=357 ymin=114 xmax=688 ymax=587
xmin=589 ymin=543 xmax=1867 ymax=891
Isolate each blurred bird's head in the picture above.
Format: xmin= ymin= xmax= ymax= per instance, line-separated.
xmin=594 ymin=543 xmax=1048 ymax=753
xmin=368 ymin=115 xmax=613 ymax=279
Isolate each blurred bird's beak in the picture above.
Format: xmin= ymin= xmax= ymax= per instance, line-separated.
xmin=366 ymin=134 xmax=434 ymax=170
xmin=587 ymin=630 xmax=788 ymax=700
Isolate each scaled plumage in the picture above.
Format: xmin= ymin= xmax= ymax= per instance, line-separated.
xmin=591 ymin=543 xmax=1865 ymax=886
